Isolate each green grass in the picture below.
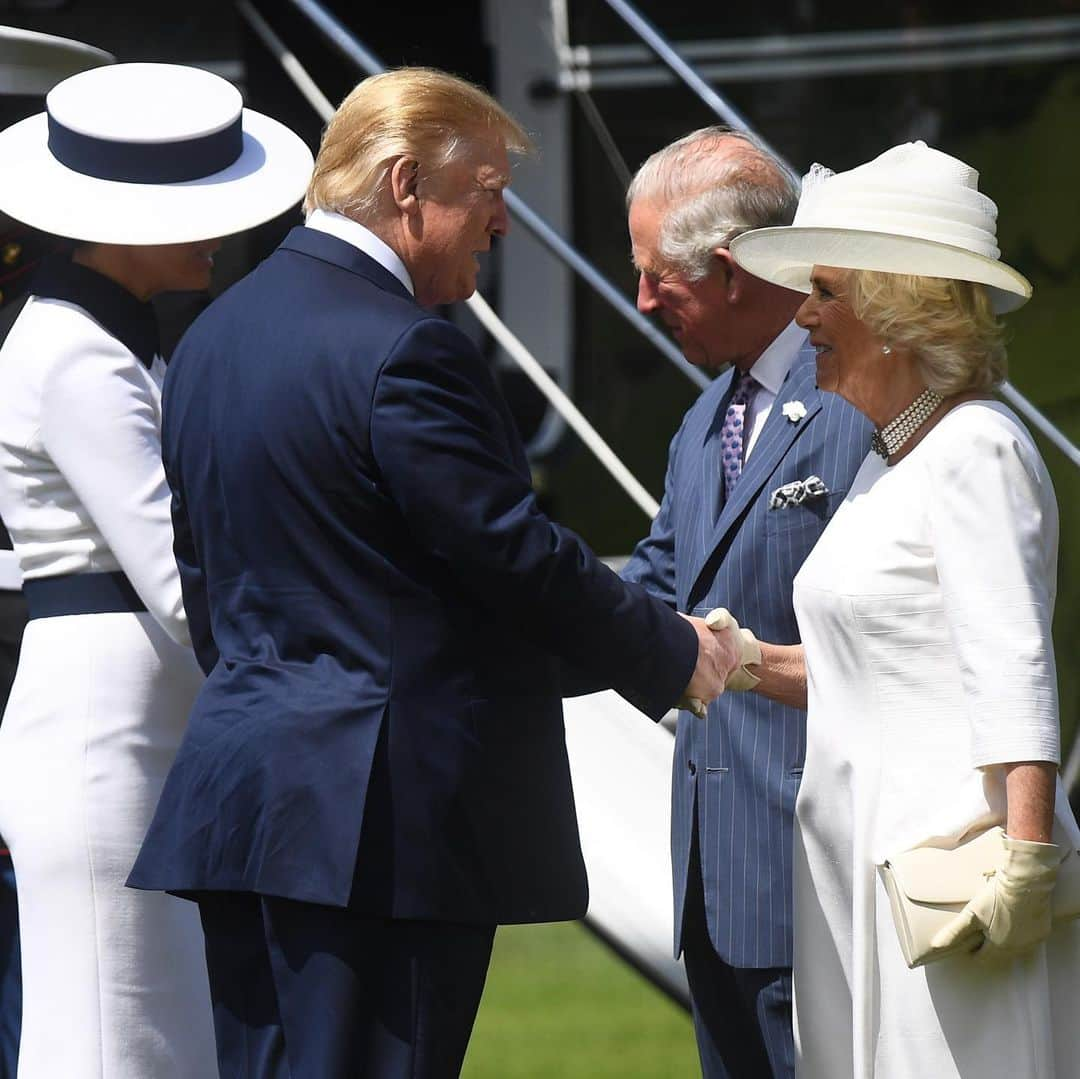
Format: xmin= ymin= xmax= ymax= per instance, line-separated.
xmin=462 ymin=921 xmax=700 ymax=1078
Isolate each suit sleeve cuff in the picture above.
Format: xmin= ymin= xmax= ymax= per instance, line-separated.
xmin=617 ymin=609 xmax=698 ymax=722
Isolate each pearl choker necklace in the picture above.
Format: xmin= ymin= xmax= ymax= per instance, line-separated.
xmin=871 ymin=388 xmax=944 ymax=459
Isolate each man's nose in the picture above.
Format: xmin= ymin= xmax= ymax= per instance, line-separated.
xmin=795 ymin=294 xmax=816 ymax=329
xmin=636 ymin=274 xmax=659 ymax=314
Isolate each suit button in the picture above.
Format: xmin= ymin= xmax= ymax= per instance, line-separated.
xmin=1 ymin=242 xmax=20 ymax=266
xmin=688 ymin=760 xmax=697 ymax=776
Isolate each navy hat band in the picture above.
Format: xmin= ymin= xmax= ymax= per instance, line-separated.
xmin=46 ymin=110 xmax=243 ymax=184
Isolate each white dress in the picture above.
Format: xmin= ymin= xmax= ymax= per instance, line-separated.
xmin=792 ymin=401 xmax=1080 ymax=1079
xmin=0 ymin=268 xmax=217 ymax=1077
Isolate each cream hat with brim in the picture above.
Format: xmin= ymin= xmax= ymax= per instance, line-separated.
xmin=0 ymin=25 xmax=114 ymax=95
xmin=0 ymin=62 xmax=314 ymax=245
xmin=730 ymin=141 xmax=1031 ymax=314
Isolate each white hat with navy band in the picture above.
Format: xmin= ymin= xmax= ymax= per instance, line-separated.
xmin=0 ymin=62 xmax=314 ymax=244
xmin=730 ymin=141 xmax=1031 ymax=314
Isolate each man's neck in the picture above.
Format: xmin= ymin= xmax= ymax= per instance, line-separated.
xmin=734 ymin=306 xmax=802 ymax=373
xmin=305 ymin=209 xmax=415 ymax=296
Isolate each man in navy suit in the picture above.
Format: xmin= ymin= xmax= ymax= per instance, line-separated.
xmin=129 ymin=71 xmax=740 ymax=1079
xmin=622 ymin=129 xmax=873 ymax=1077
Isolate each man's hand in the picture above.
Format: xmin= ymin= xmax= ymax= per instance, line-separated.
xmin=677 ymin=613 xmax=742 ymax=716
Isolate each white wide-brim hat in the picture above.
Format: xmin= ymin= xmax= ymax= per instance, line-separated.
xmin=730 ymin=141 xmax=1031 ymax=314
xmin=0 ymin=62 xmax=314 ymax=245
xmin=0 ymin=25 xmax=114 ymax=95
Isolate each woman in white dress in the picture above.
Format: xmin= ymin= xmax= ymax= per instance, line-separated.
xmin=0 ymin=63 xmax=312 ymax=1077
xmin=720 ymin=142 xmax=1080 ymax=1078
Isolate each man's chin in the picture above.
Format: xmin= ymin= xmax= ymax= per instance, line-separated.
xmin=421 ymin=282 xmax=476 ymax=307
xmin=457 ymin=273 xmax=480 ymax=304
xmin=682 ymin=348 xmax=722 ymax=373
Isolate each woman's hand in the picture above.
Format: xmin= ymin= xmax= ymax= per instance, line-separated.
xmin=703 ymin=608 xmax=762 ymax=690
xmin=679 ymin=609 xmax=809 ymax=712
xmin=932 ymin=760 xmax=1061 ymax=960
xmin=677 ymin=612 xmax=743 ymax=716
xmin=686 ymin=609 xmax=809 ymax=711
xmin=930 ymin=831 xmax=1062 ymax=960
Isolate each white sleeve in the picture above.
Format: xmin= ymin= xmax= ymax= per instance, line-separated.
xmin=0 ymin=550 xmax=20 ymax=591
xmin=928 ymin=412 xmax=1059 ymax=768
xmin=39 ymin=336 xmax=189 ymax=646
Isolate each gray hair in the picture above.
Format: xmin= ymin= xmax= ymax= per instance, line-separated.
xmin=627 ymin=126 xmax=799 ymax=281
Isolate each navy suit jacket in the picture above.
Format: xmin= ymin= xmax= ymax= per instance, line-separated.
xmin=129 ymin=227 xmax=697 ymax=925
xmin=623 ymin=343 xmax=872 ymax=966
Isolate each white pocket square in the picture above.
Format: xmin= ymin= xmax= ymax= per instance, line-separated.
xmin=769 ymin=475 xmax=828 ymax=509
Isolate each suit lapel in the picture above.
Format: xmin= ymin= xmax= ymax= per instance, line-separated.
xmin=687 ymin=352 xmax=821 ymax=599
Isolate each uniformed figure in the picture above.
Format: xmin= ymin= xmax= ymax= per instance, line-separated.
xmin=0 ymin=63 xmax=312 ymax=1078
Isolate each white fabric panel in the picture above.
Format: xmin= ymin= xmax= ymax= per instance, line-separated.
xmin=0 ymin=550 xmax=20 ymax=592
xmin=563 ymin=689 xmax=688 ymax=1002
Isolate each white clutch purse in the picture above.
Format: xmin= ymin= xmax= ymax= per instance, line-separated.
xmin=879 ymin=825 xmax=1080 ymax=969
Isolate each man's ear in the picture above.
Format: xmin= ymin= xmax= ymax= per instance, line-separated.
xmin=390 ymin=157 xmax=421 ymax=216
xmin=713 ymin=247 xmax=740 ymax=302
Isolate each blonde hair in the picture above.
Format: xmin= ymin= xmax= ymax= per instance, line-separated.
xmin=847 ymin=270 xmax=1007 ymax=395
xmin=304 ymin=67 xmax=533 ymax=222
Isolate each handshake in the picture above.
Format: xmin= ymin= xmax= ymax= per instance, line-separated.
xmin=678 ymin=608 xmax=762 ymax=718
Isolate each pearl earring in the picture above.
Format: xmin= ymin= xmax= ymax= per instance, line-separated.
xmin=881 ymin=344 xmax=892 ymax=356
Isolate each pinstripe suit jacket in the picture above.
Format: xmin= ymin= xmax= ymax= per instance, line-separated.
xmin=623 ymin=339 xmax=872 ymax=967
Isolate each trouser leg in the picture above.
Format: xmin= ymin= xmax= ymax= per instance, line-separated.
xmin=199 ymin=892 xmax=290 ymax=1079
xmin=216 ymin=892 xmax=496 ymax=1079
xmin=682 ymin=827 xmax=794 ymax=1079
xmin=0 ymin=850 xmax=19 ymax=1079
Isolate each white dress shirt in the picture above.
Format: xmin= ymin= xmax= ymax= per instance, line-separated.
xmin=743 ymin=319 xmax=808 ymax=461
xmin=305 ymin=208 xmax=414 ymax=296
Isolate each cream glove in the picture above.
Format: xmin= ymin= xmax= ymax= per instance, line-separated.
xmin=679 ymin=608 xmax=763 ymax=717
xmin=705 ymin=608 xmax=762 ymax=692
xmin=929 ymin=832 xmax=1063 ymax=960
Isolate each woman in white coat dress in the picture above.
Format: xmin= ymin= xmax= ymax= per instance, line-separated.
xmin=0 ymin=63 xmax=312 ymax=1078
xmin=722 ymin=142 xmax=1080 ymax=1078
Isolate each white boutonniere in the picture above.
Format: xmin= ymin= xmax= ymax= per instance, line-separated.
xmin=781 ymin=400 xmax=807 ymax=423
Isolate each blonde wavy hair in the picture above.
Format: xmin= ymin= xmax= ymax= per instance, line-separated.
xmin=304 ymin=67 xmax=532 ymax=223
xmin=846 ymin=270 xmax=1007 ymax=395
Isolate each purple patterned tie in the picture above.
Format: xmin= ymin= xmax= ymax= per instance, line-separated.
xmin=720 ymin=370 xmax=758 ymax=501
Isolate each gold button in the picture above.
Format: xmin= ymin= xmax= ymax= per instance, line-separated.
xmin=1 ymin=242 xmax=20 ymax=266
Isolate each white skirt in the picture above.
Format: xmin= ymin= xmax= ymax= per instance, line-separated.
xmin=0 ymin=611 xmax=218 ymax=1078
